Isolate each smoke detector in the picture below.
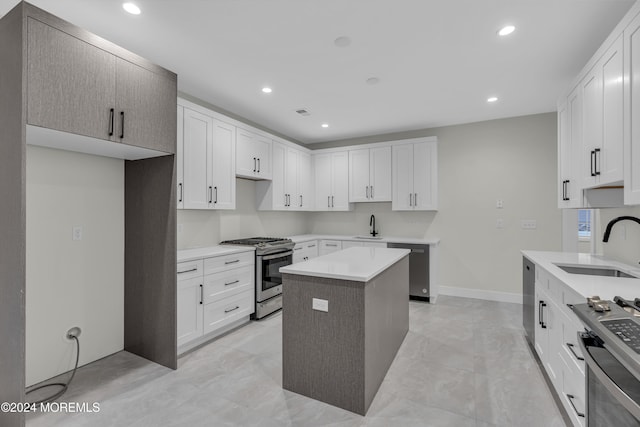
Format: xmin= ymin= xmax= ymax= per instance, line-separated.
xmin=295 ymin=108 xmax=311 ymax=117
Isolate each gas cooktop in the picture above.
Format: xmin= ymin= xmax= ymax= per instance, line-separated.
xmin=220 ymin=237 xmax=295 ymax=255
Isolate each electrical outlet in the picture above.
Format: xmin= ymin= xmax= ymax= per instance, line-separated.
xmin=312 ymin=298 xmax=328 ymax=312
xmin=72 ymin=226 xmax=83 ymax=241
xmin=496 ymin=219 xmax=504 ymax=229
xmin=521 ymin=220 xmax=537 ymax=230
xmin=496 ymin=199 xmax=504 ymax=209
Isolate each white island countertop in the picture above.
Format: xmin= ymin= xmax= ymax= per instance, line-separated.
xmin=280 ymin=246 xmax=410 ymax=282
xmin=522 ymin=250 xmax=640 ymax=301
xmin=288 ymin=234 xmax=440 ymax=245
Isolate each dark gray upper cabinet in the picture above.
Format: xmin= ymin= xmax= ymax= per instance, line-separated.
xmin=27 ymin=18 xmax=116 ymax=141
xmin=115 ymin=58 xmax=176 ymax=153
xmin=26 ymin=17 xmax=176 ymax=154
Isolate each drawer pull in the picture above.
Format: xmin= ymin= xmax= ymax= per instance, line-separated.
xmin=225 ymin=306 xmax=240 ymax=313
xmin=224 ymin=280 xmax=240 ymax=286
xmin=566 ymin=394 xmax=585 ymax=418
xmin=199 ymin=284 xmax=203 ymax=305
xmin=294 ymin=247 xmax=302 ymax=251
xmin=225 ymin=260 xmax=240 ymax=265
xmin=178 ymin=267 xmax=198 ymax=274
xmin=307 ymin=244 xmax=316 ymax=248
xmin=326 ymin=244 xmax=338 ymax=247
xmin=566 ymin=343 xmax=584 ymax=361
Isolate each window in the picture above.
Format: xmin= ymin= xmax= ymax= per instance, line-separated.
xmin=578 ymin=209 xmax=591 ymax=239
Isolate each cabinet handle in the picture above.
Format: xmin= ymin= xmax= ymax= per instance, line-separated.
xmin=119 ymin=111 xmax=125 ymax=139
xmin=178 ymin=183 xmax=183 ymax=203
xmin=214 ymin=186 xmax=218 ymax=204
xmin=326 ymin=244 xmax=338 ymax=247
xmin=539 ymin=300 xmax=547 ymax=328
xmin=566 ymin=180 xmax=570 ymax=200
xmin=328 ymin=196 xmax=330 ymax=208
xmin=371 ymin=186 xmax=374 ymax=199
xmin=224 ymin=280 xmax=240 ymax=286
xmin=225 ymin=259 xmax=240 ymax=265
xmin=294 ymin=247 xmax=302 ymax=251
xmin=300 ymin=195 xmax=303 ymax=207
xmin=566 ymin=343 xmax=584 ymax=361
xmin=414 ymin=193 xmax=417 ymax=207
xmin=253 ymin=157 xmax=257 ymax=172
xmin=566 ymin=394 xmax=585 ymax=418
xmin=590 ymin=150 xmax=596 ymax=177
xmin=225 ymin=306 xmax=240 ymax=313
xmin=199 ymin=284 xmax=203 ymax=305
xmin=308 ymin=244 xmax=316 ymax=248
xmin=208 ymin=186 xmax=213 ymax=204
xmin=178 ymin=267 xmax=198 ymax=274
xmin=594 ymin=148 xmax=601 ymax=176
xmin=108 ymin=108 xmax=114 ymax=136
xmin=257 ymin=158 xmax=261 ymax=173
xmin=284 ymin=194 xmax=288 ymax=206
xmin=331 ymin=195 xmax=334 ymax=207
xmin=366 ymin=186 xmax=370 ymax=199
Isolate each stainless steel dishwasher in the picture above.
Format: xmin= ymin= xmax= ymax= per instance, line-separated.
xmin=387 ymin=242 xmax=430 ymax=300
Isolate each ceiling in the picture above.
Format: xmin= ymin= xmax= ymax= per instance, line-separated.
xmin=2 ymin=0 xmax=635 ymax=144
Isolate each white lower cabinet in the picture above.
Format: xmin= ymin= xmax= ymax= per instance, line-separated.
xmin=319 ymin=240 xmax=342 ymax=255
xmin=342 ymin=240 xmax=386 ymax=249
xmin=177 ymin=249 xmax=255 ymax=353
xmin=293 ymin=240 xmax=318 ymax=263
xmin=534 ymin=267 xmax=586 ymax=427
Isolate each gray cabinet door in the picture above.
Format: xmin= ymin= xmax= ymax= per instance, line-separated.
xmin=115 ymin=58 xmax=176 ymax=153
xmin=27 ymin=18 xmax=116 ymax=140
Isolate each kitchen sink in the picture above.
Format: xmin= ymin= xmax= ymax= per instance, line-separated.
xmin=353 ymin=236 xmax=384 ymax=240
xmin=554 ymin=263 xmax=639 ymax=279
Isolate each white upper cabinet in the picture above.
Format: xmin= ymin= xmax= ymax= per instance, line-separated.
xmin=314 ymin=151 xmax=353 ymax=211
xmin=392 ymin=140 xmax=438 ymax=211
xmin=625 ymin=13 xmax=640 ymax=204
xmin=236 ymin=129 xmax=272 ymax=180
xmin=558 ymin=92 xmax=582 ymax=208
xmin=581 ymin=35 xmax=624 ymax=189
xmin=348 ymin=146 xmax=391 ymax=202
xmin=256 ymin=141 xmax=313 ymax=211
xmin=177 ymin=105 xmax=184 ymax=209
xmin=180 ymin=102 xmax=236 ymax=210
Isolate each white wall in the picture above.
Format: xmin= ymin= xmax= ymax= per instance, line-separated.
xmin=596 ymin=206 xmax=640 ymax=265
xmin=26 ymin=146 xmax=124 ymax=386
xmin=177 ymin=178 xmax=311 ymax=249
xmin=312 ymin=113 xmax=562 ymax=298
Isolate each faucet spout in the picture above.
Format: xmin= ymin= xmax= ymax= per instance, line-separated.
xmin=370 ymin=215 xmax=378 ymax=237
xmin=603 ymin=216 xmax=640 ymax=242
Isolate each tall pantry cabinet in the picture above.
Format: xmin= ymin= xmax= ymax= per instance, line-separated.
xmin=0 ymin=4 xmax=178 ymax=426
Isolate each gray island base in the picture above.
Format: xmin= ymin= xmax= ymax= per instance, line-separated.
xmin=280 ymin=247 xmax=410 ymax=415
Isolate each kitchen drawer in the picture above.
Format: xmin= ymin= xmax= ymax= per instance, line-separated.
xmin=177 ymin=259 xmax=203 ymax=281
xmin=363 ymin=242 xmax=387 ymax=248
xmin=203 ymin=290 xmax=253 ymax=335
xmin=204 ymin=251 xmax=253 ymax=275
xmin=560 ymin=310 xmax=586 ymax=374
xmin=319 ymin=240 xmax=342 ymax=255
xmin=203 ymin=265 xmax=253 ymax=304
xmin=304 ymin=241 xmax=318 ymax=254
xmin=341 ymin=240 xmax=363 ymax=249
xmin=560 ymin=351 xmax=586 ymax=427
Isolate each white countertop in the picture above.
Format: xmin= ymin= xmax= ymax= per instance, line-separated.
xmin=178 ymin=245 xmax=255 ymax=263
xmin=522 ymin=250 xmax=640 ymax=301
xmin=288 ymin=234 xmax=440 ymax=245
xmin=280 ymin=246 xmax=411 ymax=282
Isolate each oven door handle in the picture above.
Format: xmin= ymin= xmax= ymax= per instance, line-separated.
xmin=578 ymin=332 xmax=640 ymax=420
xmin=260 ymin=250 xmax=293 ymax=261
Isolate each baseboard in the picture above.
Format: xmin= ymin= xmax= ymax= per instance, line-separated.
xmin=438 ymin=286 xmax=522 ymax=304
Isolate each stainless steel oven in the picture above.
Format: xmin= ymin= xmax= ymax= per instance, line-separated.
xmin=572 ymin=297 xmax=640 ymax=427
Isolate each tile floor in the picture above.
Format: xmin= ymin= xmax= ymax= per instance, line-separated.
xmin=26 ymin=296 xmax=567 ymax=426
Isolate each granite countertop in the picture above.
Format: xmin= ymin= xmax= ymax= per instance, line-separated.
xmin=178 ymin=245 xmax=255 ymax=263
xmin=522 ymin=250 xmax=640 ymax=301
xmin=280 ymin=246 xmax=410 ymax=282
xmin=288 ymin=234 xmax=440 ymax=245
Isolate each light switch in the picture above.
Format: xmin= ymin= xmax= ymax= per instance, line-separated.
xmin=72 ymin=226 xmax=83 ymax=241
xmin=312 ymin=298 xmax=328 ymax=312
xmin=521 ymin=220 xmax=537 ymax=230
xmin=496 ymin=199 xmax=504 ymax=209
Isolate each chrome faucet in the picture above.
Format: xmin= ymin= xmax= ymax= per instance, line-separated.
xmin=603 ymin=216 xmax=640 ymax=242
xmin=370 ymin=214 xmax=378 ymax=237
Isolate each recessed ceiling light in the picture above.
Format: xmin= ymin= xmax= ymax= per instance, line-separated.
xmin=321 ymin=123 xmax=329 ymax=128
xmin=262 ymin=87 xmax=272 ymax=94
xmin=498 ymin=25 xmax=515 ymax=36
xmin=487 ymin=96 xmax=498 ymax=103
xmin=122 ymin=2 xmax=141 ymax=15
xmin=334 ymin=36 xmax=351 ymax=47
xmin=366 ymin=77 xmax=380 ymax=85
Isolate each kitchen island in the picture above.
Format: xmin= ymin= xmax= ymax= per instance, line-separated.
xmin=279 ymin=246 xmax=410 ymax=415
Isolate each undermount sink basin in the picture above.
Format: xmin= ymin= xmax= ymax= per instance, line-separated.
xmin=353 ymin=236 xmax=384 ymax=240
xmin=554 ymin=263 xmax=638 ymax=279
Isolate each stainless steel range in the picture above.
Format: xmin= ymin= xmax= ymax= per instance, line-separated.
xmin=220 ymin=237 xmax=294 ymax=319
xmin=571 ymin=296 xmax=640 ymax=426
